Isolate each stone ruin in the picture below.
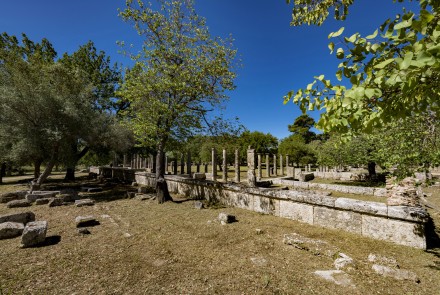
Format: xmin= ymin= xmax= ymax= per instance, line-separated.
xmin=386 ymin=177 xmax=422 ymax=207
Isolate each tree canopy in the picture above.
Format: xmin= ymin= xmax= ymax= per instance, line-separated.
xmin=118 ymin=0 xmax=238 ymax=202
xmin=284 ymin=0 xmax=440 ymax=136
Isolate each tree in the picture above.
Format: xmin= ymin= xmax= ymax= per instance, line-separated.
xmin=118 ymin=0 xmax=238 ymax=203
xmin=288 ymin=114 xmax=316 ymax=143
xmin=284 ymin=0 xmax=440 ymax=136
xmin=278 ymin=134 xmax=316 ymax=165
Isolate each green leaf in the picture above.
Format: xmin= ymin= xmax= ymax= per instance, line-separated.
xmin=328 ymin=42 xmax=335 ymax=53
xmin=394 ymin=17 xmax=413 ymax=30
xmin=328 ymin=27 xmax=345 ymax=39
xmin=366 ymin=29 xmax=378 ymax=40
xmin=400 ymin=51 xmax=414 ymax=70
xmin=336 ymin=48 xmax=345 ymax=59
xmin=374 ymin=58 xmax=394 ymax=69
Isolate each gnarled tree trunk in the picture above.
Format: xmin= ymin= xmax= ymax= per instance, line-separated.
xmin=368 ymin=161 xmax=376 ymax=179
xmin=64 ymin=144 xmax=90 ymax=181
xmin=34 ymin=143 xmax=60 ymax=188
xmin=33 ymin=159 xmax=43 ymax=179
xmin=156 ymin=142 xmax=172 ymax=204
xmin=0 ymin=162 xmax=6 ymax=184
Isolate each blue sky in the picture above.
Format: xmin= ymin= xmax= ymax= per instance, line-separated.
xmin=1 ymin=0 xmax=418 ymax=140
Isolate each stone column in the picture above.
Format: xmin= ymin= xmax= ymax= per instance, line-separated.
xmin=266 ymin=154 xmax=270 ymax=178
xmin=247 ymin=148 xmax=257 ymax=187
xmin=186 ymin=151 xmax=191 ymax=176
xmin=235 ymin=149 xmax=240 ymax=183
xmin=123 ymin=154 xmax=127 ymax=168
xmin=173 ymin=160 xmax=178 ymax=175
xmin=179 ymin=154 xmax=184 ymax=174
xmin=222 ymin=149 xmax=227 ymax=182
xmin=273 ymin=154 xmax=277 ymax=176
xmin=165 ymin=155 xmax=168 ymax=174
xmin=257 ymin=154 xmax=262 ymax=179
xmin=280 ymin=154 xmax=283 ymax=176
xmin=286 ymin=155 xmax=289 ymax=170
xmin=211 ymin=148 xmax=217 ymax=181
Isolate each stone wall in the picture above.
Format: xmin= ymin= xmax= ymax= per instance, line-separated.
xmin=135 ymin=172 xmax=428 ymax=249
xmin=272 ymin=178 xmax=387 ymax=197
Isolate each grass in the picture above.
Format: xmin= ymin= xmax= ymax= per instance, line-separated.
xmin=310 ymin=177 xmax=386 ymax=188
xmin=0 ymin=176 xmax=440 ymax=294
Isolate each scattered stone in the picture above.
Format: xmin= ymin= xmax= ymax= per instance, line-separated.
xmin=334 ymin=253 xmax=355 ymax=271
xmin=386 ymin=177 xmax=421 ymax=207
xmin=21 ymin=221 xmax=48 ymax=248
xmin=35 ymin=198 xmax=51 ymax=205
xmin=250 ymin=257 xmax=267 ymax=266
xmin=75 ymin=216 xmax=99 ymax=228
xmin=218 ymin=212 xmax=236 ymax=224
xmin=75 ymin=199 xmax=95 ymax=207
xmin=256 ymin=228 xmax=264 ymax=235
xmin=0 ymin=212 xmax=35 ymax=224
xmin=58 ymin=193 xmax=79 ymax=202
xmin=78 ymin=228 xmax=91 ymax=235
xmin=80 ymin=187 xmax=102 ymax=193
xmin=368 ymin=253 xmax=399 ymax=268
xmin=6 ymin=199 xmax=31 ymax=208
xmin=135 ymin=193 xmax=155 ymax=201
xmin=283 ymin=233 xmax=339 ymax=258
xmin=48 ymin=198 xmax=64 ymax=207
xmin=372 ymin=264 xmax=419 ymax=283
xmin=123 ymin=233 xmax=132 ymax=238
xmin=194 ymin=201 xmax=204 ymax=209
xmin=131 ymin=182 xmax=138 ymax=186
xmin=314 ymin=270 xmax=355 ymax=287
xmin=299 ymin=173 xmax=315 ymax=182
xmin=127 ymin=191 xmax=136 ymax=199
xmin=0 ymin=191 xmax=27 ymax=203
xmin=0 ymin=222 xmax=24 ymax=239
xmin=25 ymin=192 xmax=58 ymax=203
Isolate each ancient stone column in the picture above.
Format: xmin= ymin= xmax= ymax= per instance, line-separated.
xmin=280 ymin=154 xmax=283 ymax=176
xmin=266 ymin=154 xmax=270 ymax=178
xmin=186 ymin=151 xmax=191 ymax=176
xmin=212 ymin=148 xmax=217 ymax=181
xmin=235 ymin=149 xmax=240 ymax=183
xmin=257 ymin=154 xmax=262 ymax=179
xmin=222 ymin=149 xmax=227 ymax=182
xmin=173 ymin=160 xmax=178 ymax=175
xmin=273 ymin=154 xmax=277 ymax=176
xmin=165 ymin=156 xmax=168 ymax=174
xmin=247 ymin=148 xmax=257 ymax=187
xmin=123 ymin=154 xmax=127 ymax=168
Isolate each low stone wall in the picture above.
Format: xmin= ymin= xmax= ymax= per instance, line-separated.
xmin=272 ymin=178 xmax=387 ymax=197
xmin=135 ymin=172 xmax=428 ymax=249
xmin=313 ymin=171 xmax=355 ymax=181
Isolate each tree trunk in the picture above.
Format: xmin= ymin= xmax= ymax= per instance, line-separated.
xmin=0 ymin=162 xmax=5 ymax=184
xmin=64 ymin=144 xmax=90 ymax=181
xmin=367 ymin=161 xmax=376 ymax=178
xmin=65 ymin=167 xmax=75 ymax=181
xmin=35 ymin=144 xmax=60 ymax=187
xmin=156 ymin=143 xmax=172 ymax=204
xmin=34 ymin=159 xmax=42 ymax=179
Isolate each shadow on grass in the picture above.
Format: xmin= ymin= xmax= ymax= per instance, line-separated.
xmin=33 ymin=235 xmax=61 ymax=247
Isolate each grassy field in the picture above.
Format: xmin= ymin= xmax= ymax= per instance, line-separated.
xmin=0 ymin=175 xmax=439 ymax=294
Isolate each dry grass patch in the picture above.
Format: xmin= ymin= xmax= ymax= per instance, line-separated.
xmin=0 ymin=181 xmax=439 ymax=294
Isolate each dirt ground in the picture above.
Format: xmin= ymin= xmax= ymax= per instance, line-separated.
xmin=0 ymin=177 xmax=439 ymax=295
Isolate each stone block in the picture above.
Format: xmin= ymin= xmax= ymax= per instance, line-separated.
xmin=26 ymin=192 xmax=57 ymax=203
xmin=58 ymin=193 xmax=79 ymax=202
xmin=0 ymin=212 xmax=35 ymax=224
xmin=314 ymin=207 xmax=362 ymax=234
xmin=299 ymin=173 xmax=314 ymax=182
xmin=334 ymin=198 xmax=387 ymax=216
xmin=218 ymin=212 xmax=235 ymax=224
xmin=193 ymin=173 xmax=206 ymax=180
xmin=35 ymin=198 xmax=51 ymax=205
xmin=253 ymin=196 xmax=279 ymax=215
xmin=279 ymin=200 xmax=313 ymax=224
xmin=302 ymin=194 xmax=336 ymax=207
xmin=75 ymin=199 xmax=95 ymax=207
xmin=75 ymin=216 xmax=99 ymax=227
xmin=286 ymin=167 xmax=295 ymax=178
xmin=194 ymin=201 xmax=203 ymax=209
xmin=387 ymin=206 xmax=429 ymax=222
xmin=0 ymin=222 xmax=24 ymax=239
xmin=48 ymin=198 xmax=64 ymax=207
xmin=6 ymin=199 xmax=31 ymax=208
xmin=21 ymin=221 xmax=48 ymax=247
xmin=361 ymin=215 xmax=426 ymax=249
xmin=225 ymin=192 xmax=253 ymax=210
xmin=0 ymin=191 xmax=27 ymax=203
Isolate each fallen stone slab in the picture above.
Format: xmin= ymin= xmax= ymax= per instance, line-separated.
xmin=26 ymin=192 xmax=58 ymax=203
xmin=372 ymin=264 xmax=419 ymax=282
xmin=0 ymin=211 xmax=35 ymax=224
xmin=35 ymin=198 xmax=51 ymax=205
xmin=0 ymin=222 xmax=25 ymax=239
xmin=21 ymin=221 xmax=48 ymax=248
xmin=80 ymin=187 xmax=102 ymax=193
xmin=58 ymin=193 xmax=79 ymax=203
xmin=314 ymin=270 xmax=355 ymax=287
xmin=7 ymin=199 xmax=31 ymax=208
xmin=193 ymin=173 xmax=206 ymax=180
xmin=299 ymin=173 xmax=315 ymax=182
xmin=75 ymin=216 xmax=99 ymax=228
xmin=334 ymin=253 xmax=355 ymax=271
xmin=218 ymin=212 xmax=236 ymax=224
xmin=0 ymin=191 xmax=27 ymax=203
xmin=75 ymin=199 xmax=95 ymax=207
xmin=48 ymin=198 xmax=64 ymax=207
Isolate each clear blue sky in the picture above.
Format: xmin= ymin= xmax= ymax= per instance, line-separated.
xmin=1 ymin=0 xmax=417 ymax=140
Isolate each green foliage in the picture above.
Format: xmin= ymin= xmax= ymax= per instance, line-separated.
xmin=286 ymin=0 xmax=355 ymax=26
xmin=238 ymin=131 xmax=278 ymax=155
xmin=279 ymin=134 xmax=316 ymax=165
xmin=288 ymin=114 xmax=316 ymax=143
xmin=118 ymin=0 xmax=238 ymax=152
xmin=284 ymin=0 xmax=440 ymax=136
